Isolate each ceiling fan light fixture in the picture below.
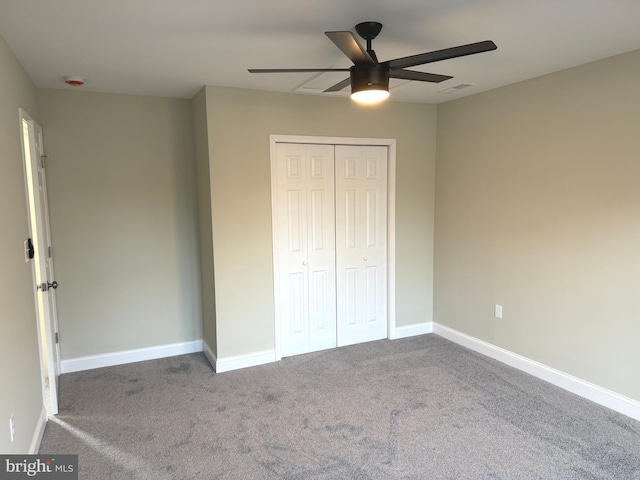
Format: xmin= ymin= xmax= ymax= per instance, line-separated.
xmin=350 ymin=64 xmax=390 ymax=104
xmin=351 ymin=88 xmax=389 ymax=104
xmin=351 ymin=88 xmax=389 ymax=105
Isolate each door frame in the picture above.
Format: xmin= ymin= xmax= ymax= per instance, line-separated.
xmin=270 ymin=134 xmax=396 ymax=361
xmin=18 ymin=108 xmax=60 ymax=415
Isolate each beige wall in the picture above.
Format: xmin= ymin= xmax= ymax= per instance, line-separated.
xmin=0 ymin=34 xmax=43 ymax=453
xmin=204 ymin=86 xmax=437 ymax=358
xmin=192 ymin=88 xmax=217 ymax=355
xmin=435 ymin=49 xmax=640 ymax=402
xmin=36 ymin=89 xmax=202 ymax=359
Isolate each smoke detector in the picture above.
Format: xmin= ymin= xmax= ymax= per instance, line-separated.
xmin=64 ymin=75 xmax=85 ymax=87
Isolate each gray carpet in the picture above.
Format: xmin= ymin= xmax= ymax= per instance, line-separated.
xmin=39 ymin=335 xmax=640 ymax=479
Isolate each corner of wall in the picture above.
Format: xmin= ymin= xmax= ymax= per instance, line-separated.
xmin=191 ymin=86 xmax=217 ymax=357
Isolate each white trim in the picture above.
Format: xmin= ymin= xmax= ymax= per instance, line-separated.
xmin=202 ymin=341 xmax=217 ymax=371
xmin=269 ymin=134 xmax=397 ymax=360
xmin=60 ymin=340 xmax=203 ymax=374
xmin=269 ymin=138 xmax=282 ymax=360
xmin=392 ymin=322 xmax=433 ymax=339
xmin=29 ymin=406 xmax=47 ymax=454
xmin=386 ymin=143 xmax=397 ymax=339
xmin=433 ymin=323 xmax=640 ymax=422
xmin=215 ymin=349 xmax=277 ymax=373
xmin=270 ymin=134 xmax=396 ymax=147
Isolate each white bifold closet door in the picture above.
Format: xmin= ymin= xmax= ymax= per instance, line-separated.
xmin=275 ymin=143 xmax=337 ymax=357
xmin=335 ymin=145 xmax=388 ymax=346
xmin=274 ymin=142 xmax=387 ymax=358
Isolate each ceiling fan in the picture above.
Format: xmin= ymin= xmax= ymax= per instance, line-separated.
xmin=249 ymin=21 xmax=497 ymax=104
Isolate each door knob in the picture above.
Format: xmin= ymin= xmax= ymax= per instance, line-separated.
xmin=302 ymin=261 xmax=307 ymax=266
xmin=363 ymin=257 xmax=368 ymax=261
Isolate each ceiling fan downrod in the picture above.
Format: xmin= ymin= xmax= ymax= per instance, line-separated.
xmin=355 ymin=21 xmax=383 ymax=60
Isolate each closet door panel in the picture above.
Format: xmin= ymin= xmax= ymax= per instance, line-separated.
xmin=336 ymin=145 xmax=388 ymax=346
xmin=276 ymin=144 xmax=310 ymax=356
xmin=275 ymin=143 xmax=336 ymax=357
xmin=306 ymin=145 xmax=337 ymax=352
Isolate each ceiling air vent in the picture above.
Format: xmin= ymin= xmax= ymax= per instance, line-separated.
xmin=438 ymin=83 xmax=474 ymax=94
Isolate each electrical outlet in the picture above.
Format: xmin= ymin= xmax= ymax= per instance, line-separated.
xmin=9 ymin=414 xmax=15 ymax=442
xmin=494 ymin=304 xmax=503 ymax=319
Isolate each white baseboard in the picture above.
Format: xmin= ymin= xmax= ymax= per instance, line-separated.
xmin=215 ymin=349 xmax=277 ymax=373
xmin=202 ymin=341 xmax=217 ymax=371
xmin=29 ymin=406 xmax=47 ymax=454
xmin=432 ymin=323 xmax=640 ymax=422
xmin=60 ymin=340 xmax=203 ymax=374
xmin=392 ymin=322 xmax=433 ymax=339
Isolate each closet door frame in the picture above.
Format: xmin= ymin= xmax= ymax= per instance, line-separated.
xmin=270 ymin=134 xmax=396 ymax=361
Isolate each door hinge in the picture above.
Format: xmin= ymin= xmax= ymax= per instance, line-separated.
xmin=48 ymin=246 xmax=52 ymax=258
xmin=55 ymin=332 xmax=59 ymax=344
xmin=40 ymin=155 xmax=48 ymax=169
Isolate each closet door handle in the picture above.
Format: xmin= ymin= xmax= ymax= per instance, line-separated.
xmin=363 ymin=257 xmax=367 ymax=262
xmin=302 ymin=260 xmax=307 ymax=266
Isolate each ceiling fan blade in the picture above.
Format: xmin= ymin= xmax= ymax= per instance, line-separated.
xmin=386 ymin=40 xmax=497 ymax=70
xmin=248 ymin=68 xmax=350 ymax=73
xmin=325 ymin=31 xmax=375 ymax=65
xmin=390 ymin=69 xmax=452 ymax=83
xmin=323 ymin=77 xmax=352 ymax=93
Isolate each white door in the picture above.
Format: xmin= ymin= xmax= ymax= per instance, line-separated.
xmin=335 ymin=145 xmax=388 ymax=346
xmin=20 ymin=110 xmax=60 ymax=415
xmin=274 ymin=143 xmax=337 ymax=357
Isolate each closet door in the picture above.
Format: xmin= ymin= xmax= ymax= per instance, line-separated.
xmin=275 ymin=143 xmax=336 ymax=357
xmin=335 ymin=145 xmax=388 ymax=346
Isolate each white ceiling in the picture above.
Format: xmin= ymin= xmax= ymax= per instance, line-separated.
xmin=1 ymin=0 xmax=640 ymax=104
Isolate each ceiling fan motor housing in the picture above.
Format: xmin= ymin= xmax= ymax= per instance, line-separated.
xmin=350 ymin=63 xmax=390 ymax=94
